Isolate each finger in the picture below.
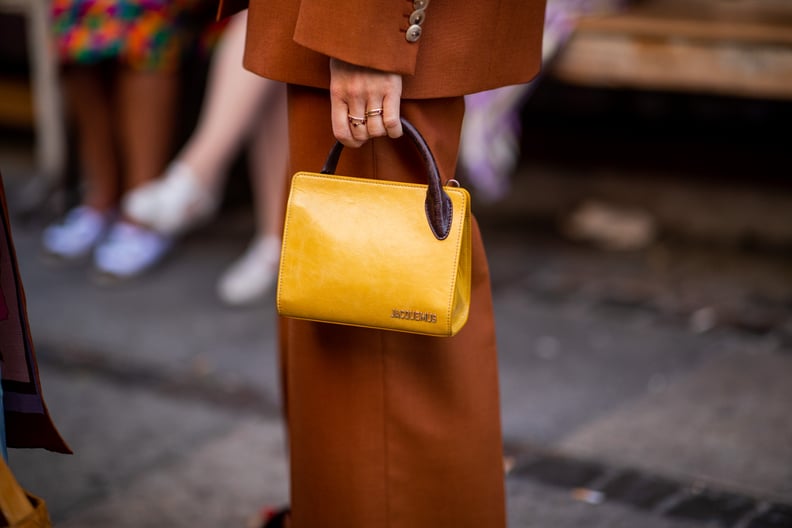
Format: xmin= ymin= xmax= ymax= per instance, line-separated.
xmin=382 ymin=92 xmax=403 ymax=138
xmin=346 ymin=101 xmax=370 ymax=145
xmin=330 ymin=93 xmax=360 ymax=147
xmin=365 ymin=104 xmax=387 ymax=138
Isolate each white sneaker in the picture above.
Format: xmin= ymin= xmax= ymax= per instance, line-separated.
xmin=217 ymin=236 xmax=281 ymax=306
xmin=123 ymin=161 xmax=220 ymax=237
xmin=42 ymin=205 xmax=111 ymax=259
xmin=93 ymin=221 xmax=173 ymax=279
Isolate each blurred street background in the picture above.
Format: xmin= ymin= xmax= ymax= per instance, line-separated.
xmin=2 ymin=0 xmax=792 ymax=526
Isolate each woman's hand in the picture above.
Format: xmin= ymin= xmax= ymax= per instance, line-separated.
xmin=330 ymin=58 xmax=403 ymax=147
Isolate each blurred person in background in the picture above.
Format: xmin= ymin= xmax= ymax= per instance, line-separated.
xmin=460 ymin=0 xmax=628 ymax=201
xmin=122 ymin=11 xmax=288 ymax=305
xmin=41 ymin=0 xmax=219 ymax=278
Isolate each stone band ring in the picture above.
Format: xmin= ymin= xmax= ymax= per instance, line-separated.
xmin=348 ymin=114 xmax=367 ymax=127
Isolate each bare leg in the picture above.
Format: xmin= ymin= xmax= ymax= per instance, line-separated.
xmin=247 ymin=81 xmax=288 ymax=239
xmin=215 ymin=80 xmax=288 ymax=306
xmin=123 ymin=11 xmax=282 ymax=237
xmin=41 ymin=66 xmax=120 ymax=259
xmin=88 ymin=67 xmax=177 ymax=278
xmin=178 ymin=11 xmax=273 ymax=189
xmin=116 ymin=67 xmax=179 ymax=192
xmin=61 ymin=66 xmax=120 ymax=211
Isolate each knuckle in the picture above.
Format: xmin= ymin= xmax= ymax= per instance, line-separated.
xmin=347 ymin=82 xmax=365 ymax=100
xmin=329 ymin=84 xmax=345 ymax=100
xmin=383 ymin=116 xmax=401 ymax=130
xmin=388 ymin=125 xmax=404 ymax=138
xmin=333 ymin=124 xmax=350 ymax=141
xmin=344 ymin=138 xmax=364 ymax=148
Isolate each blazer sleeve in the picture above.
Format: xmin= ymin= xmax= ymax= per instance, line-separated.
xmin=292 ymin=0 xmax=421 ymax=75
xmin=216 ymin=0 xmax=248 ymax=20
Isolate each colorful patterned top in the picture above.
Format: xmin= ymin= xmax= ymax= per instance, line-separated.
xmin=51 ymin=0 xmax=222 ymax=72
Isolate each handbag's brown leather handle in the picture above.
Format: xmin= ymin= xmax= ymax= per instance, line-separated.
xmin=320 ymin=117 xmax=454 ymax=240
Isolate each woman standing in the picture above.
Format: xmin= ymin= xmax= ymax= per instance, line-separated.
xmin=219 ymin=1 xmax=548 ymax=526
xmin=43 ymin=0 xmax=218 ymax=277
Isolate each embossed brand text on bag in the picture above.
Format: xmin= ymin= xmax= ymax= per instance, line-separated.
xmin=391 ymin=309 xmax=438 ymax=323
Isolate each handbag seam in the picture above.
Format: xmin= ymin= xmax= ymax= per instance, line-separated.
xmin=445 ymin=190 xmax=467 ymax=335
xmin=459 ymin=211 xmax=472 ymax=330
xmin=300 ymin=172 xmax=438 ymax=191
xmin=275 ymin=177 xmax=300 ymax=315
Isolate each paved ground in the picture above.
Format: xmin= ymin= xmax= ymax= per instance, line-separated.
xmin=3 ymin=87 xmax=792 ymax=527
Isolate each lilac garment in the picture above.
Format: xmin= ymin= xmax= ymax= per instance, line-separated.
xmin=460 ymin=86 xmax=531 ymax=201
xmin=460 ymin=0 xmax=628 ymax=200
xmin=544 ymin=0 xmax=628 ymax=57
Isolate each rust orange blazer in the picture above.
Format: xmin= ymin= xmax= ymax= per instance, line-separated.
xmin=218 ymin=0 xmax=547 ymax=98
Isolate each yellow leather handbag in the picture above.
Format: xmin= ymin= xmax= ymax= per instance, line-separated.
xmin=277 ymin=119 xmax=471 ymax=337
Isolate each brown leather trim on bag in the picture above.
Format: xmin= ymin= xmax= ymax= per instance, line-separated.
xmin=319 ymin=117 xmax=454 ymax=240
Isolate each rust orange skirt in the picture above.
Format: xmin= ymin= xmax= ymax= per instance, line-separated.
xmin=282 ymin=86 xmax=506 ymax=528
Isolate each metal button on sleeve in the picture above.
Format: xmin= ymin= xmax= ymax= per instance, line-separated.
xmin=413 ymin=0 xmax=429 ymax=9
xmin=406 ymin=24 xmax=422 ymax=42
xmin=409 ymin=8 xmax=426 ymax=26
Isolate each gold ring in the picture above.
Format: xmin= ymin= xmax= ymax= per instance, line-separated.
xmin=365 ymin=108 xmax=384 ymax=118
xmin=348 ymin=114 xmax=367 ymax=127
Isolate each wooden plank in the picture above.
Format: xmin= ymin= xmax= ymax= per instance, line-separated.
xmin=551 ymin=32 xmax=792 ymax=100
xmin=0 ymin=78 xmax=33 ymax=127
xmin=577 ymin=14 xmax=792 ymax=46
xmin=625 ymin=0 xmax=792 ymax=21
